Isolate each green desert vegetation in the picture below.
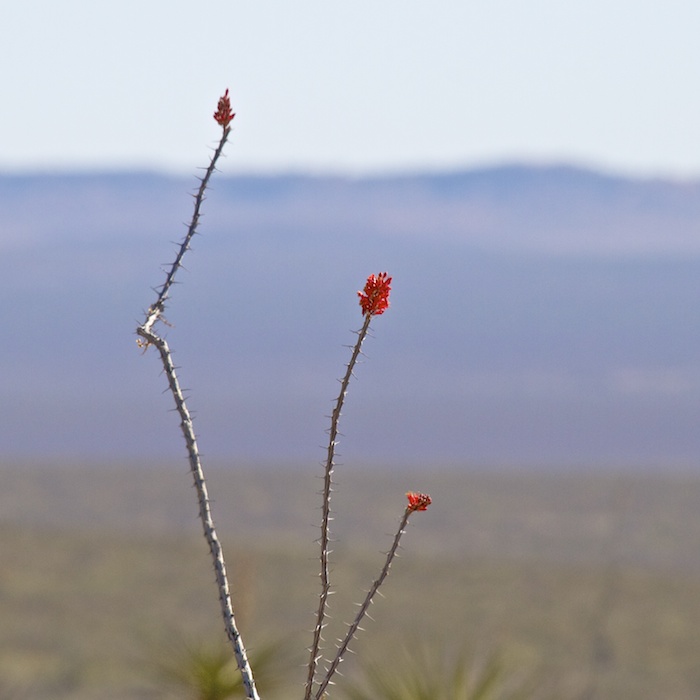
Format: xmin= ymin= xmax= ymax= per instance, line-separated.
xmin=2 ymin=463 xmax=700 ymax=698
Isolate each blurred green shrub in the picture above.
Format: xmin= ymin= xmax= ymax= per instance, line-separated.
xmin=149 ymin=637 xmax=290 ymax=700
xmin=338 ymin=644 xmax=548 ymax=700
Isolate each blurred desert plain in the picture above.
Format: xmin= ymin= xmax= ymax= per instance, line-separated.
xmin=3 ymin=464 xmax=700 ymax=698
xmin=3 ymin=166 xmax=700 ymax=698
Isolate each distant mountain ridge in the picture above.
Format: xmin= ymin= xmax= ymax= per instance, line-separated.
xmin=4 ymin=164 xmax=700 ymax=254
xmin=2 ymin=165 xmax=700 ymax=467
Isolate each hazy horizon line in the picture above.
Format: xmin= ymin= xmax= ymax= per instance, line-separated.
xmin=1 ymin=158 xmax=699 ymax=184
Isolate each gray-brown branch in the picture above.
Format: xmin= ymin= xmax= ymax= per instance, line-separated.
xmin=137 ymin=123 xmax=260 ymax=700
xmin=304 ymin=313 xmax=373 ymax=700
xmin=314 ymin=505 xmax=414 ymax=700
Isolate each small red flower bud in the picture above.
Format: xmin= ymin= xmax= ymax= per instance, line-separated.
xmin=406 ymin=492 xmax=432 ymax=512
xmin=358 ymin=272 xmax=392 ymax=317
xmin=213 ymin=89 xmax=235 ymax=127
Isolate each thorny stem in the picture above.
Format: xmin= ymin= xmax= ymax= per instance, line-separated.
xmin=304 ymin=313 xmax=373 ymax=700
xmin=141 ymin=126 xmax=231 ymax=337
xmin=137 ymin=122 xmax=260 ymax=700
xmin=140 ymin=332 xmax=260 ymax=700
xmin=314 ymin=505 xmax=415 ymax=700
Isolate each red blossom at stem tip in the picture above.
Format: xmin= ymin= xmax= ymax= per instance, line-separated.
xmin=358 ymin=272 xmax=392 ymax=317
xmin=213 ymin=89 xmax=235 ymax=127
xmin=406 ymin=492 xmax=432 ymax=512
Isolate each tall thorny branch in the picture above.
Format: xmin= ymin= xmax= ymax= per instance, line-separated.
xmin=305 ymin=273 xmax=394 ymax=700
xmin=140 ymin=90 xmax=234 ymax=338
xmin=136 ymin=91 xmax=260 ymax=700
xmin=304 ymin=313 xmax=371 ymax=700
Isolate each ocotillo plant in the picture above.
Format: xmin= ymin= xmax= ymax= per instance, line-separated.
xmin=137 ymin=89 xmax=432 ymax=700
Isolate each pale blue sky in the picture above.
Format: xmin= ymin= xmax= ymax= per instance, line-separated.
xmin=3 ymin=1 xmax=700 ymax=176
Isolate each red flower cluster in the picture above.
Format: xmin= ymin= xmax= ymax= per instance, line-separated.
xmin=213 ymin=89 xmax=235 ymax=127
xmin=358 ymin=272 xmax=392 ymax=317
xmin=406 ymin=492 xmax=432 ymax=512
